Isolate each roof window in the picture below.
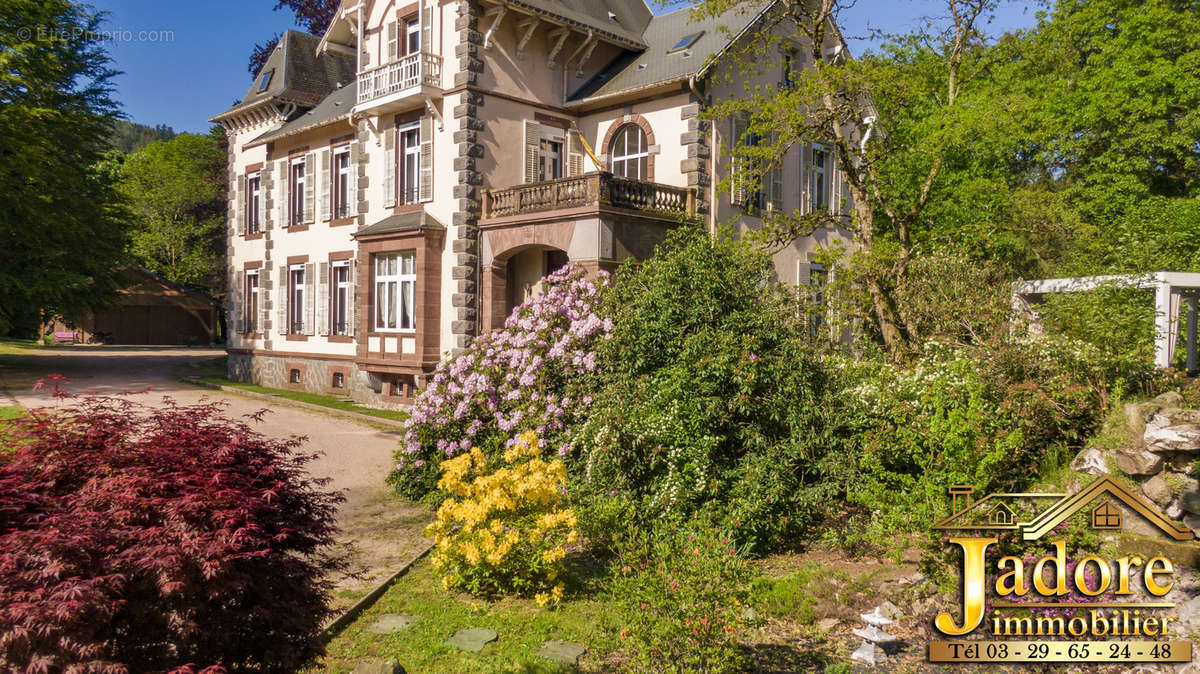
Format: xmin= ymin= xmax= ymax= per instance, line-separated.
xmin=668 ymin=31 xmax=704 ymax=54
xmin=258 ymin=69 xmax=274 ymax=92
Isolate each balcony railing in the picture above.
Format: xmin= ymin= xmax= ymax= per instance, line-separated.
xmin=357 ymin=52 xmax=442 ymax=105
xmin=483 ymin=172 xmax=695 ymax=220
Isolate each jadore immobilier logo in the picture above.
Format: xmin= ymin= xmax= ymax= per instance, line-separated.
xmin=928 ymin=475 xmax=1195 ymax=665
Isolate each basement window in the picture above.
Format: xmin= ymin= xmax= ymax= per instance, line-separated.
xmin=289 ymin=368 xmax=301 ymax=384
xmin=332 ymin=372 xmax=345 ymax=389
xmin=668 ymin=32 xmax=704 ymax=54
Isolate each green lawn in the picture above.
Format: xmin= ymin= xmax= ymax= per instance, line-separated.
xmin=0 ymin=406 xmax=24 ymax=420
xmin=0 ymin=338 xmax=38 ymax=355
xmin=315 ymin=559 xmax=621 ymax=673
xmin=177 ymin=358 xmax=410 ymax=424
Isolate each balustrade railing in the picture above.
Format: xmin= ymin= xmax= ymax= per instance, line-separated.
xmin=357 ymin=52 xmax=442 ymax=104
xmin=483 ymin=172 xmax=695 ymax=219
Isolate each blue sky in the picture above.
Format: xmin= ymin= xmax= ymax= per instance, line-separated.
xmin=88 ymin=0 xmax=1042 ymax=134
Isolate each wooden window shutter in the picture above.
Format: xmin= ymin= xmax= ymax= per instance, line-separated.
xmin=567 ymin=129 xmax=585 ymax=177
xmin=421 ymin=5 xmax=433 ymax=53
xmin=346 ymin=259 xmax=357 ymax=337
xmin=419 ymin=115 xmax=434 ymax=202
xmin=235 ymin=175 xmax=246 ymax=235
xmin=304 ymin=152 xmax=316 ymax=224
xmin=348 ymin=141 xmax=360 ymax=218
xmin=523 ymin=120 xmax=540 ymax=184
xmin=317 ymin=262 xmax=330 ymax=336
xmin=730 ymin=117 xmax=748 ymax=206
xmin=386 ymin=21 xmax=398 ymax=61
xmin=259 ymin=267 xmax=271 ymax=334
xmin=276 ymin=159 xmax=288 ymax=227
xmin=304 ymin=262 xmax=316 ymax=335
xmin=256 ymin=174 xmax=267 ymax=230
xmin=233 ymin=271 xmax=245 ymax=334
xmin=320 ymin=149 xmax=332 ymax=221
xmin=383 ymin=126 xmax=397 ymax=208
xmin=276 ymin=265 xmax=288 ymax=334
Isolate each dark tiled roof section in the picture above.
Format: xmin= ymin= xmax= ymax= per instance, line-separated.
xmin=568 ymin=2 xmax=767 ymax=104
xmin=213 ymin=30 xmax=355 ymax=120
xmin=245 ymin=81 xmax=357 ymax=147
xmin=354 ymin=211 xmax=447 ymax=238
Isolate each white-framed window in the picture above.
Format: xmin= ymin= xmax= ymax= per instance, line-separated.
xmin=610 ymin=123 xmax=648 ymax=180
xmin=246 ymin=172 xmax=261 ymax=234
xmin=400 ymin=123 xmax=420 ymax=205
xmin=810 ymin=145 xmax=828 ymax=211
xmin=333 ymin=146 xmax=352 ymax=218
xmin=289 ymin=157 xmax=306 ymax=225
xmin=539 ymin=138 xmax=563 ymax=181
xmin=374 ymin=252 xmax=415 ymax=332
xmin=288 ymin=263 xmax=306 ymax=334
xmin=405 ymin=17 xmax=420 ymax=55
xmin=245 ymin=270 xmax=260 ymax=333
xmin=331 ymin=261 xmax=351 ymax=335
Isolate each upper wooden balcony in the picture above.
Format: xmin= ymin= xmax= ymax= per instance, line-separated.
xmin=482 ymin=172 xmax=696 ymax=222
xmin=355 ymin=52 xmax=442 ymax=113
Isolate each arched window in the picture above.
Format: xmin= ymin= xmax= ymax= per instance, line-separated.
xmin=610 ymin=123 xmax=649 ymax=180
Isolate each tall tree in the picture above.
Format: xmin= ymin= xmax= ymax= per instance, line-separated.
xmin=695 ymin=0 xmax=1011 ymax=358
xmin=0 ymin=0 xmax=126 ymax=335
xmin=120 ymin=129 xmax=228 ymax=297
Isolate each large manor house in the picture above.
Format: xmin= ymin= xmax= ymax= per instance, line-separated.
xmin=211 ymin=0 xmax=852 ymax=407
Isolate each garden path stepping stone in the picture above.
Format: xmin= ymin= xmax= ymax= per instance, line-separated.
xmin=538 ymin=639 xmax=587 ymax=665
xmin=446 ymin=627 xmax=497 ymax=652
xmin=351 ymin=659 xmax=405 ymax=674
xmin=365 ymin=614 xmax=419 ymax=634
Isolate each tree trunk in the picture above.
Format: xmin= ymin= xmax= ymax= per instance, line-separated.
xmin=866 ymin=275 xmax=907 ymax=361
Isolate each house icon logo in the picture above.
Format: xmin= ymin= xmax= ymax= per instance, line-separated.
xmin=932 ymin=475 xmax=1193 ymax=541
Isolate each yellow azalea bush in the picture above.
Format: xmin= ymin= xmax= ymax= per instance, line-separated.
xmin=424 ymin=430 xmax=578 ymax=604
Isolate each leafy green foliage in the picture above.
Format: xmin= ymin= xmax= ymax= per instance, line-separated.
xmin=108 ymin=120 xmax=176 ymax=154
xmin=610 ymin=520 xmax=752 ymax=674
xmin=119 ymin=129 xmax=228 ymax=297
xmin=0 ymin=0 xmax=126 ymax=334
xmin=575 ymin=226 xmax=839 ymax=553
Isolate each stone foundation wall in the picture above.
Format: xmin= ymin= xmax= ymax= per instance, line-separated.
xmin=1071 ymin=391 xmax=1200 ymax=536
xmin=226 ymin=352 xmax=409 ymax=411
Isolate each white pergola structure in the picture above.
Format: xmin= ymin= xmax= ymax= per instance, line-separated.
xmin=1012 ymin=271 xmax=1200 ymax=371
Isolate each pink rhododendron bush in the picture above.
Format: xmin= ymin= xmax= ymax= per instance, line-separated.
xmin=388 ymin=265 xmax=611 ymax=499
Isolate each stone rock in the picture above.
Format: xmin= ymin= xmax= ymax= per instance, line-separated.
xmin=1142 ymin=474 xmax=1175 ymax=507
xmin=860 ymin=607 xmax=894 ymax=627
xmin=1177 ymin=595 xmax=1200 ymax=631
xmin=852 ymin=625 xmax=899 ymax=645
xmin=364 ymin=614 xmax=419 ymax=634
xmin=351 ymin=660 xmax=404 ymax=674
xmin=1183 ymin=484 xmax=1200 ymax=516
xmin=1124 ymin=402 xmax=1150 ymax=445
xmin=851 ymin=641 xmax=885 ymax=666
xmin=1144 ymin=412 xmax=1200 ymax=452
xmin=1168 ymin=501 xmax=1185 ymax=520
xmin=1153 ymin=391 xmax=1185 ymax=408
xmin=1184 ymin=514 xmax=1200 ymax=535
xmin=537 ymin=639 xmax=586 ymax=665
xmin=1070 ymin=448 xmax=1110 ymax=475
xmin=445 ymin=627 xmax=498 ymax=653
xmin=877 ymin=600 xmax=905 ymax=620
xmin=740 ymin=607 xmax=760 ymax=626
xmin=1112 ymin=448 xmax=1164 ymax=476
xmin=815 ymin=617 xmax=840 ymax=632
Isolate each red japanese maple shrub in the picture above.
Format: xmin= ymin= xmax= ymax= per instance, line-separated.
xmin=0 ymin=394 xmax=344 ymax=672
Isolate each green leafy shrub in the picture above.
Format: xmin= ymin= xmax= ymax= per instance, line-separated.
xmin=611 ymin=521 xmax=752 ymax=674
xmin=573 ymin=226 xmax=839 ymax=554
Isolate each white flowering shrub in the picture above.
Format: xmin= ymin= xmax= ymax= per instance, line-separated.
xmin=388 ymin=265 xmax=611 ymax=499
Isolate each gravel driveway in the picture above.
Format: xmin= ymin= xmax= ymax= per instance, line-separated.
xmin=0 ymin=346 xmax=432 ymax=605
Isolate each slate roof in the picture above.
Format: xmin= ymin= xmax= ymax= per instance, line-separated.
xmin=245 ymin=81 xmax=357 ymax=148
xmin=568 ymin=2 xmax=769 ymax=105
xmin=354 ymin=211 xmax=446 ymax=238
xmin=211 ymin=30 xmax=355 ymax=122
xmin=505 ymin=0 xmax=652 ymax=49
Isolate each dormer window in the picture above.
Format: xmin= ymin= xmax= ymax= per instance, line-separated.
xmin=257 ymin=69 xmax=274 ymax=92
xmin=668 ymin=32 xmax=704 ymax=54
